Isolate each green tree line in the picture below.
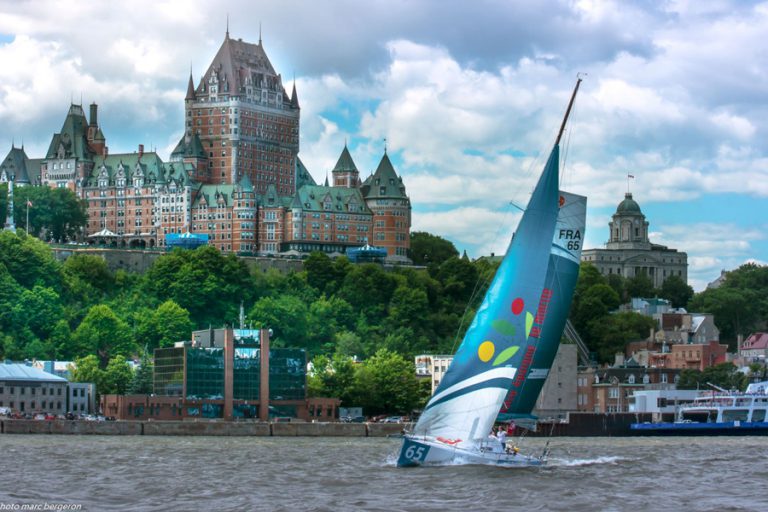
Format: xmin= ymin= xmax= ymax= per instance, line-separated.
xmin=1 ymin=228 xmax=765 ymax=406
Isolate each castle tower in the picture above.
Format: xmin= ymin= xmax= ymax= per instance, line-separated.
xmin=175 ymin=31 xmax=300 ymax=194
xmin=362 ymin=151 xmax=411 ymax=261
xmin=331 ymin=144 xmax=360 ymax=188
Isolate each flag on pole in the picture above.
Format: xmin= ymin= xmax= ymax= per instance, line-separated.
xmin=26 ymin=200 xmax=32 ymax=207
xmin=628 ymin=174 xmax=634 ymax=179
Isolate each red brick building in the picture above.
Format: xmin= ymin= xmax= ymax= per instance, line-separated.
xmin=1 ymin=31 xmax=411 ymax=260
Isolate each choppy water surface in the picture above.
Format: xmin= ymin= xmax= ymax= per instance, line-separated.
xmin=2 ymin=435 xmax=766 ymax=511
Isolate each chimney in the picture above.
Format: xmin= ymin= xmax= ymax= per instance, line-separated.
xmin=138 ymin=144 xmax=144 ymax=158
xmin=89 ymin=103 xmax=98 ymax=127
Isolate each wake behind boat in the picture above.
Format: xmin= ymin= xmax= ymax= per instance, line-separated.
xmin=398 ymin=79 xmax=587 ymax=468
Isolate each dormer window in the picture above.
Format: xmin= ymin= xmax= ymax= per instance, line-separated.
xmin=99 ymin=178 xmax=107 ymax=188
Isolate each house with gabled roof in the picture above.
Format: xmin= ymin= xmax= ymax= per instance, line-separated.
xmin=741 ymin=333 xmax=768 ymax=361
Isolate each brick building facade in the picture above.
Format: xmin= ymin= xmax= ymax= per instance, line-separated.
xmin=1 ymin=32 xmax=411 ymax=260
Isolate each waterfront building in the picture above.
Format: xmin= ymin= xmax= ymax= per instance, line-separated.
xmin=414 ymin=354 xmax=454 ymax=394
xmin=68 ymin=382 xmax=96 ymax=415
xmin=533 ymin=344 xmax=578 ymax=421
xmin=0 ymin=363 xmax=68 ymax=416
xmin=627 ymin=389 xmax=700 ymax=417
xmin=740 ymin=332 xmax=768 ymax=361
xmin=577 ymin=364 xmax=682 ymax=413
xmin=416 ymin=345 xmax=579 ymax=420
xmin=103 ymin=327 xmax=338 ymax=421
xmin=581 ymin=192 xmax=688 ymax=287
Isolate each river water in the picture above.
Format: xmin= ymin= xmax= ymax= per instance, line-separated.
xmin=2 ymin=435 xmax=766 ymax=511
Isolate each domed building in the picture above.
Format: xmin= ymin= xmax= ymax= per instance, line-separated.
xmin=581 ymin=192 xmax=687 ymax=287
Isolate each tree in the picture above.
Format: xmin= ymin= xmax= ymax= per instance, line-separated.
xmin=128 ymin=351 xmax=154 ymax=394
xmin=143 ymin=246 xmax=259 ymax=328
xmin=338 ymin=264 xmax=398 ymax=321
xmin=72 ymin=305 xmax=136 ymax=366
xmin=625 ymin=273 xmax=656 ymax=299
xmin=308 ymin=354 xmax=358 ymax=406
xmin=135 ymin=300 xmax=194 ymax=350
xmin=249 ymin=295 xmax=309 ymax=347
xmin=2 ymin=185 xmax=88 ymax=241
xmin=11 ymin=285 xmax=64 ymax=340
xmin=587 ymin=312 xmax=655 ymax=364
xmin=689 ymin=286 xmax=762 ymax=348
xmin=408 ymin=231 xmax=458 ymax=266
xmin=0 ymin=230 xmax=61 ymax=289
xmin=70 ymin=355 xmax=107 ymax=397
xmin=677 ymin=363 xmax=748 ymax=391
xmin=62 ymin=254 xmax=115 ymax=294
xmin=436 ymin=256 xmax=479 ymax=303
xmin=104 ymin=355 xmax=134 ymax=395
xmin=354 ymin=349 xmax=424 ymax=416
xmin=659 ymin=275 xmax=693 ymax=309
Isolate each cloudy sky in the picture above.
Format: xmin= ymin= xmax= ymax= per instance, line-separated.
xmin=1 ymin=0 xmax=766 ymax=290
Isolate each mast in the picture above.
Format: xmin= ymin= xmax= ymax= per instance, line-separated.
xmin=554 ymin=77 xmax=582 ymax=147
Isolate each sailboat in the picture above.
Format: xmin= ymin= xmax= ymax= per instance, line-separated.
xmin=397 ymin=79 xmax=586 ymax=467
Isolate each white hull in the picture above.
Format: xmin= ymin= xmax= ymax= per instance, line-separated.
xmin=397 ymin=435 xmax=546 ymax=467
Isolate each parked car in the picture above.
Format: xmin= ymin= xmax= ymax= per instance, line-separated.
xmin=382 ymin=416 xmax=404 ymax=423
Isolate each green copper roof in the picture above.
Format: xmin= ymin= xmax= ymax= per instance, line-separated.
xmin=616 ymin=192 xmax=642 ymax=214
xmin=362 ymin=152 xmax=408 ymax=200
xmin=85 ymin=152 xmax=193 ymax=188
xmin=45 ymin=104 xmax=95 ymax=162
xmin=294 ymin=184 xmax=369 ymax=214
xmin=193 ymin=184 xmax=237 ymax=208
xmin=171 ymin=133 xmax=207 ymax=159
xmin=295 ymin=156 xmax=316 ymax=188
xmin=0 ymin=146 xmax=34 ymax=184
xmin=332 ymin=145 xmax=359 ymax=174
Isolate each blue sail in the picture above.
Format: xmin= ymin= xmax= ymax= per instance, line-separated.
xmin=410 ymin=145 xmax=562 ymax=443
xmin=497 ymin=190 xmax=586 ymax=424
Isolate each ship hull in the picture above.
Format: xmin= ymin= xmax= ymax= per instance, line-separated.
xmin=397 ymin=436 xmax=545 ymax=467
xmin=630 ymin=421 xmax=768 ymax=436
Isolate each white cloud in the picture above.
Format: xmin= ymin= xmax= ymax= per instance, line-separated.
xmin=0 ymin=0 xmax=766 ymax=290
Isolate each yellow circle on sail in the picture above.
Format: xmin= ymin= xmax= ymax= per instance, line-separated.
xmin=478 ymin=341 xmax=495 ymax=362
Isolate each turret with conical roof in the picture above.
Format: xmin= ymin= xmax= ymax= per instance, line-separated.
xmin=332 ymin=144 xmax=360 ymax=188
xmin=362 ymin=151 xmax=411 ymax=261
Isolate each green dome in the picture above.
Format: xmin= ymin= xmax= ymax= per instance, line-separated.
xmin=617 ymin=193 xmax=641 ymax=214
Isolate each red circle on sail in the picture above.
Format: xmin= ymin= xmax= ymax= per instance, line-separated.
xmin=511 ymin=298 xmax=524 ymax=315
xmin=559 ymin=195 xmax=565 ymax=207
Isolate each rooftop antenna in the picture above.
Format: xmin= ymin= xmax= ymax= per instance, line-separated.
xmin=259 ymin=22 xmax=262 ymax=45
xmin=226 ymin=13 xmax=230 ymax=39
xmin=383 ymin=137 xmax=387 ymax=154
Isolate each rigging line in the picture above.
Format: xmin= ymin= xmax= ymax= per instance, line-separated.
xmin=449 ymin=201 xmax=517 ymax=354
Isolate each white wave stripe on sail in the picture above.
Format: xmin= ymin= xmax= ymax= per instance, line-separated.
xmin=427 ymin=366 xmax=518 ymax=407
xmin=414 ymin=367 xmax=517 ymax=441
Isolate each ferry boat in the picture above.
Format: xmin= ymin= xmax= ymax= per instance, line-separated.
xmin=630 ymin=381 xmax=768 ymax=436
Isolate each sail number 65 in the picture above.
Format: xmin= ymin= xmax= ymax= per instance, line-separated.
xmin=405 ymin=444 xmax=426 ymax=461
xmin=567 ymin=241 xmax=580 ymax=250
